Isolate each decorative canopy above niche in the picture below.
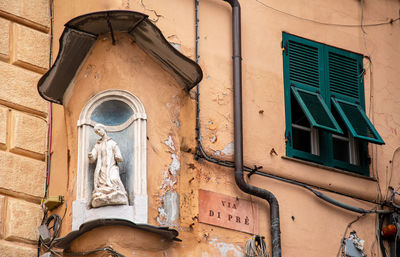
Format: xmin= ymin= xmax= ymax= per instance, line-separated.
xmin=37 ymin=10 xmax=203 ymax=104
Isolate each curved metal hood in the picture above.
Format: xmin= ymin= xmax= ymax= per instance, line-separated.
xmin=53 ymin=218 xmax=181 ymax=250
xmin=37 ymin=10 xmax=203 ymax=104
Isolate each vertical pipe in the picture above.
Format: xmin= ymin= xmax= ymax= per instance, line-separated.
xmin=195 ymin=0 xmax=201 ymax=154
xmin=222 ymin=0 xmax=282 ymax=256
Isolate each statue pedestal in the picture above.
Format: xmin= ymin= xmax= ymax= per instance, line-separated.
xmin=72 ymin=197 xmax=147 ymax=230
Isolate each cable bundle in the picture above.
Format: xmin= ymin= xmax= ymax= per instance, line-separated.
xmin=245 ymin=235 xmax=269 ymax=257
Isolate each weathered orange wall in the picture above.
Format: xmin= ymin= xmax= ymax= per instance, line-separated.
xmin=63 ymin=31 xmax=186 ymax=226
xmin=48 ymin=0 xmax=400 ymax=256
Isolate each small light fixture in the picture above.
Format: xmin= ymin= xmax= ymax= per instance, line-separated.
xmin=382 ymin=224 xmax=397 ymax=237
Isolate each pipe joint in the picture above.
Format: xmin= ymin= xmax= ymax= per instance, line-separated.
xmin=223 ymin=0 xmax=240 ymax=8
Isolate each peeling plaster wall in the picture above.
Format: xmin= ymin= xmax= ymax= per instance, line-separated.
xmin=50 ymin=31 xmax=187 ymax=233
xmin=48 ymin=0 xmax=400 ymax=256
xmin=158 ymin=137 xmax=181 ymax=227
xmin=209 ymin=238 xmax=244 ymax=257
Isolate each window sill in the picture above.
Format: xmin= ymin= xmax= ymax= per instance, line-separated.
xmin=281 ymin=156 xmax=377 ymax=182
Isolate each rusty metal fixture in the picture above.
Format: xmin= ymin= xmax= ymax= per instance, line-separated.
xmin=37 ymin=10 xmax=203 ymax=104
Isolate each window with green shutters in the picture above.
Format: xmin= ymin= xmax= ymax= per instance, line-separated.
xmin=282 ymin=32 xmax=384 ymax=176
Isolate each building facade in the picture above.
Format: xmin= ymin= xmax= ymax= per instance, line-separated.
xmin=2 ymin=0 xmax=400 ymax=256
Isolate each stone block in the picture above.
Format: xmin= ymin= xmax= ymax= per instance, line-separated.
xmin=0 ymin=240 xmax=36 ymax=257
xmin=5 ymin=198 xmax=42 ymax=243
xmin=0 ymin=195 xmax=5 ymax=238
xmin=0 ymin=61 xmax=47 ymax=113
xmin=13 ymin=24 xmax=50 ymax=69
xmin=11 ymin=111 xmax=47 ymax=155
xmin=0 ymin=106 xmax=7 ymax=147
xmin=0 ymin=18 xmax=10 ymax=59
xmin=0 ymin=151 xmax=45 ymax=198
xmin=0 ymin=0 xmax=50 ymax=27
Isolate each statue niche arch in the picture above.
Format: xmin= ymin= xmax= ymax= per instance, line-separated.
xmin=73 ymin=89 xmax=147 ymax=230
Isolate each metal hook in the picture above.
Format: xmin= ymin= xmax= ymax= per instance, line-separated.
xmin=106 ymin=13 xmax=116 ymax=45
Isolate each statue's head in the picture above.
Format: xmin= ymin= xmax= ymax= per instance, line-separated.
xmin=94 ymin=123 xmax=107 ymax=137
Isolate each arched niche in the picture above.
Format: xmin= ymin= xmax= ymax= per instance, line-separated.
xmin=73 ymin=89 xmax=147 ymax=230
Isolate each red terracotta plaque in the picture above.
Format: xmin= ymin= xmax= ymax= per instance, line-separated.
xmin=198 ymin=189 xmax=258 ymax=234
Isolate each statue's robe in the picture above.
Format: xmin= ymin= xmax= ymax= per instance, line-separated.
xmin=89 ymin=136 xmax=128 ymax=208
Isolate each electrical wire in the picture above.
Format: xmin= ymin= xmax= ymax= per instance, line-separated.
xmin=38 ymin=214 xmax=62 ymax=256
xmin=254 ymin=0 xmax=399 ymax=28
xmin=336 ymin=213 xmax=367 ymax=257
xmin=364 ymin=56 xmax=383 ymax=204
xmin=40 ymin=247 xmax=125 ymax=257
xmin=197 ymin=142 xmax=392 ymax=214
xmin=360 ymin=0 xmax=366 ymax=34
xmin=61 ymin=201 xmax=68 ymax=223
xmin=41 ymin=244 xmax=63 ymax=257
xmin=357 ymin=0 xmax=383 ymax=208
xmin=36 ymin=203 xmax=126 ymax=257
xmin=195 ymin=0 xmax=201 ymax=158
xmin=385 ymin=147 xmax=400 ymax=200
xmin=378 ymin=213 xmax=388 ymax=257
xmin=38 ymin=202 xmax=67 ymax=256
xmin=44 ymin=214 xmax=62 ymax=247
xmin=245 ymin=235 xmax=269 ymax=257
xmin=389 ymin=188 xmax=400 ymax=210
xmin=45 ymin=0 xmax=54 ymax=200
xmin=62 ymin=247 xmax=125 ymax=257
xmin=38 ymin=2 xmax=54 ymax=256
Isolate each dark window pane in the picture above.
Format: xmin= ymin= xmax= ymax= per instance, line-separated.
xmin=293 ymin=127 xmax=311 ymax=153
xmin=291 ymin=95 xmax=310 ymax=127
xmin=333 ymin=137 xmax=349 ymax=163
xmin=331 ymin=105 xmax=348 ymax=137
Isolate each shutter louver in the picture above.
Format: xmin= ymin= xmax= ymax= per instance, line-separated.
xmin=291 ymin=87 xmax=343 ymax=134
xmin=328 ymin=52 xmax=360 ymax=99
xmin=332 ymin=98 xmax=385 ymax=144
xmin=288 ymin=40 xmax=320 ymax=88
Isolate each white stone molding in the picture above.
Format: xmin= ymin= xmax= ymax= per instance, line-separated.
xmin=74 ymin=89 xmax=147 ymax=230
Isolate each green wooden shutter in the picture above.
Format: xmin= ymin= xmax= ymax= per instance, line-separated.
xmin=328 ymin=51 xmax=360 ymax=99
xmin=288 ymin=40 xmax=320 ymax=89
xmin=291 ymin=86 xmax=342 ymax=134
xmin=332 ymin=98 xmax=384 ymax=144
xmin=327 ymin=48 xmax=384 ymax=144
xmin=284 ymin=33 xmax=342 ymax=134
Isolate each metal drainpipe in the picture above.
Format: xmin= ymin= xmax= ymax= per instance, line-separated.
xmin=222 ymin=0 xmax=282 ymax=256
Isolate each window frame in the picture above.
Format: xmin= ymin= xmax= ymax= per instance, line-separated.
xmin=283 ymin=32 xmax=382 ymax=176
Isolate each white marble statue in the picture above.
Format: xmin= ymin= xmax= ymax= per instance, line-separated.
xmin=88 ymin=123 xmax=129 ymax=208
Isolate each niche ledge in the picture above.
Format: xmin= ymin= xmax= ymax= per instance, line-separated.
xmin=72 ymin=198 xmax=148 ymax=230
xmin=55 ymin=219 xmax=180 ymax=254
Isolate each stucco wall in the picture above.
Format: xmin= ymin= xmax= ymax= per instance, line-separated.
xmin=0 ymin=1 xmax=49 ymax=256
xmin=48 ymin=0 xmax=400 ymax=256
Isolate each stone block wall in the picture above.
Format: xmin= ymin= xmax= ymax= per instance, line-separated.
xmin=0 ymin=1 xmax=49 ymax=256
